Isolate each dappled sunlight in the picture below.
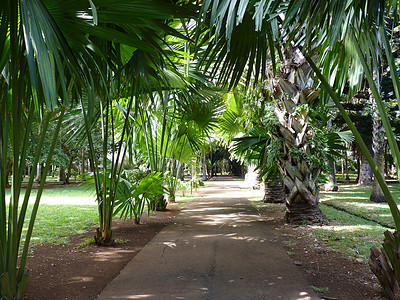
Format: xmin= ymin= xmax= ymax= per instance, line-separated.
xmin=192 ymin=232 xmax=267 ymax=243
xmin=69 ymin=276 xmax=94 ymax=284
xmin=197 ymin=192 xmax=246 ymax=199
xmin=195 ymin=233 xmax=237 ymax=238
xmin=320 ymin=196 xmax=366 ymax=201
xmin=92 ymin=249 xmax=136 ymax=262
xmin=347 ymin=202 xmax=390 ymax=209
xmin=309 ymin=224 xmax=381 ymax=233
xmin=184 ymin=206 xmax=232 ymax=212
xmin=98 ymin=180 xmax=320 ymax=300
xmin=108 ymin=295 xmax=154 ymax=299
xmin=230 ymin=234 xmax=267 ymax=243
xmin=162 ymin=241 xmax=177 ymax=248
xmin=192 ymin=212 xmax=262 ymax=227
xmin=28 ymin=196 xmax=96 ymax=205
xmin=297 ymin=292 xmax=314 ymax=300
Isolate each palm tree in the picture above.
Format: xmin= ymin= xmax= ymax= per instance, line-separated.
xmin=0 ymin=0 xmax=195 ymax=296
xmin=370 ymin=115 xmax=386 ymax=202
xmin=195 ymin=2 xmax=400 ymax=296
xmin=258 ymin=57 xmax=331 ymax=224
xmin=199 ymin=6 xmax=331 ymax=223
xmin=0 ymin=1 xmax=88 ymax=297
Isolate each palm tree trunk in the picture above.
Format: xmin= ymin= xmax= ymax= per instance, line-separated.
xmin=273 ymin=50 xmax=328 ymax=224
xmin=359 ymin=148 xmax=373 ymax=186
xmin=280 ymin=157 xmax=328 ymax=224
xmin=202 ymin=151 xmax=207 ymax=181
xmin=263 ymin=178 xmax=284 ymax=203
xmin=370 ymin=116 xmax=386 ymax=202
xmin=58 ymin=166 xmax=67 ymax=184
xmin=369 ymin=49 xmax=386 ymax=202
xmin=324 ymin=160 xmax=338 ymax=191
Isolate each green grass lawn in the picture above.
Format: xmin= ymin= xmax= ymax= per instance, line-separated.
xmin=13 ymin=185 xmax=99 ymax=246
xmin=11 ymin=185 xmax=192 ymax=247
xmin=250 ymin=183 xmax=400 ymax=261
xmin=320 ymin=184 xmax=400 ymax=228
xmin=313 ymin=204 xmax=386 ymax=260
xmin=25 ymin=204 xmax=99 ymax=246
xmin=314 ymin=184 xmax=400 ymax=260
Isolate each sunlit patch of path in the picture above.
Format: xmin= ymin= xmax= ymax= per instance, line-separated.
xmin=98 ymin=178 xmax=319 ymax=300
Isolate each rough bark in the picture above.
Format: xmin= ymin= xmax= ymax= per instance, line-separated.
xmin=95 ymin=226 xmax=113 ymax=246
xmin=324 ymin=160 xmax=338 ymax=192
xmin=370 ymin=114 xmax=386 ymax=202
xmin=359 ymin=149 xmax=373 ymax=186
xmin=369 ymin=231 xmax=400 ymax=299
xmin=58 ymin=166 xmax=67 ymax=184
xmin=264 ymin=53 xmax=328 ymax=225
xmin=263 ymin=178 xmax=284 ymax=203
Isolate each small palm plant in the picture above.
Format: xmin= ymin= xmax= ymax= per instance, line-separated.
xmin=114 ymin=171 xmax=165 ymax=224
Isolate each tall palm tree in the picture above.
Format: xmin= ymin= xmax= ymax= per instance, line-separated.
xmin=0 ymin=0 xmax=196 ymax=297
xmin=198 ymin=5 xmax=331 ymax=223
xmin=195 ymin=2 xmax=400 ymax=296
xmin=0 ymin=1 xmax=90 ymax=297
xmin=258 ymin=57 xmax=331 ymax=224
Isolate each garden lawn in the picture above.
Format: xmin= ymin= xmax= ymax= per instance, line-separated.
xmin=24 ymin=204 xmax=98 ymax=246
xmin=311 ymin=204 xmax=386 ymax=260
xmin=250 ymin=183 xmax=400 ymax=261
xmin=8 ymin=185 xmax=99 ymax=247
xmin=320 ymin=184 xmax=400 ymax=228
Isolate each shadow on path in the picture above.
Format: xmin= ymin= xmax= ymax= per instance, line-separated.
xmin=98 ymin=179 xmax=319 ymax=300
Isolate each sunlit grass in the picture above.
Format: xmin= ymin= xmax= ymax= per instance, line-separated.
xmin=320 ymin=183 xmax=400 ymax=228
xmin=10 ymin=185 xmax=192 ymax=247
xmin=24 ymin=204 xmax=99 ymax=246
xmin=4 ymin=186 xmax=98 ymax=246
xmin=249 ymin=184 xmax=396 ymax=261
xmin=315 ymin=204 xmax=386 ymax=260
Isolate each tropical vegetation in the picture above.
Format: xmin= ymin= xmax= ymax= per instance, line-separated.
xmin=3 ymin=0 xmax=400 ymax=299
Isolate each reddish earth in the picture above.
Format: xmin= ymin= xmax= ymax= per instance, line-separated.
xmin=24 ymin=206 xmax=180 ymax=300
xmin=24 ymin=189 xmax=383 ymax=299
xmin=257 ymin=204 xmax=383 ymax=300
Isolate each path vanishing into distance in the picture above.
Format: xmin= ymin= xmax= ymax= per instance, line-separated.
xmin=98 ymin=178 xmax=319 ymax=300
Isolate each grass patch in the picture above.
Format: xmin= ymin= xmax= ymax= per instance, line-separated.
xmin=311 ymin=285 xmax=329 ymax=293
xmin=24 ymin=204 xmax=98 ymax=246
xmin=320 ymin=184 xmax=400 ymax=228
xmin=6 ymin=186 xmax=98 ymax=247
xmin=312 ymin=204 xmax=387 ymax=260
xmin=282 ymin=240 xmax=297 ymax=247
xmin=248 ymin=185 xmax=392 ymax=261
xmin=175 ymin=192 xmax=199 ymax=198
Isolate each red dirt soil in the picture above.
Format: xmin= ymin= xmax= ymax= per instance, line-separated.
xmin=25 ymin=206 xmax=180 ymax=300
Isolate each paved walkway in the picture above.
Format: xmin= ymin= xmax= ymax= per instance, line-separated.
xmin=98 ymin=179 xmax=319 ymax=300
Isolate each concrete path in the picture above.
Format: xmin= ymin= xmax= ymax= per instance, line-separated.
xmin=98 ymin=179 xmax=319 ymax=300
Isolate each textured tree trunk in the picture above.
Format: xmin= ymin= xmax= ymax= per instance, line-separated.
xmin=264 ymin=51 xmax=328 ymax=224
xmin=282 ymin=168 xmax=327 ymax=224
xmin=58 ymin=166 xmax=67 ymax=184
xmin=359 ymin=149 xmax=373 ymax=186
xmin=370 ymin=112 xmax=386 ymax=202
xmin=369 ymin=51 xmax=386 ymax=202
xmin=202 ymin=151 xmax=207 ymax=181
xmin=324 ymin=160 xmax=338 ymax=191
xmin=95 ymin=223 xmax=112 ymax=246
xmin=263 ymin=178 xmax=284 ymax=203
xmin=66 ymin=161 xmax=72 ymax=184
